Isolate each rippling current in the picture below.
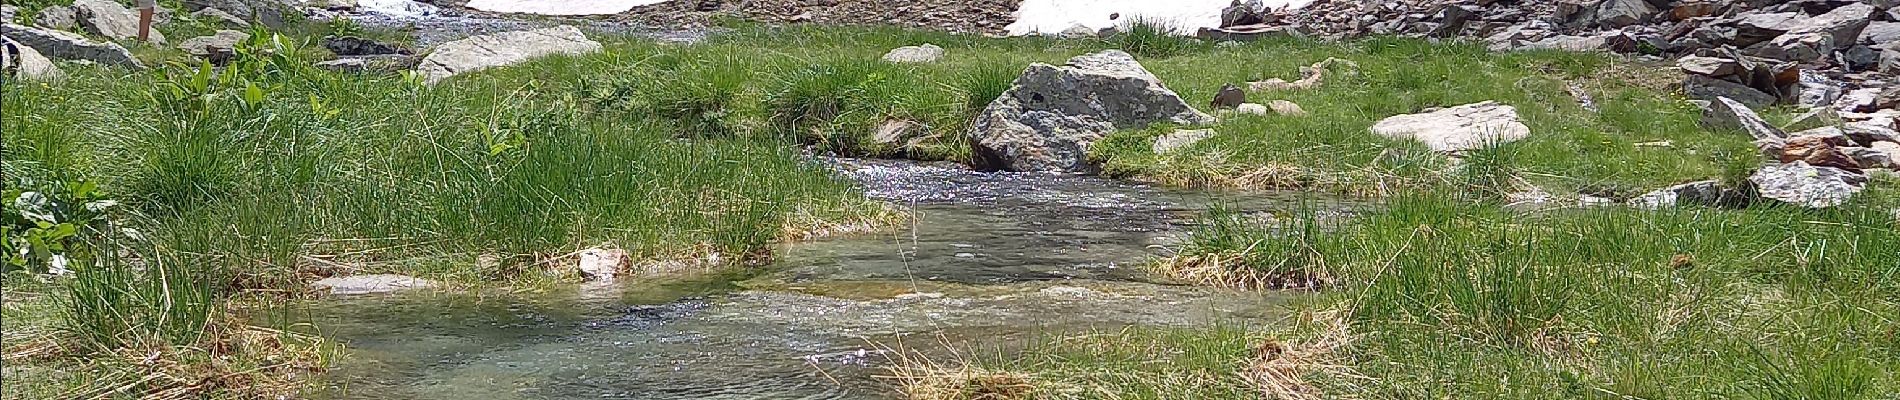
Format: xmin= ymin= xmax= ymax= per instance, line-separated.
xmin=311 ymin=159 xmax=1348 ymax=399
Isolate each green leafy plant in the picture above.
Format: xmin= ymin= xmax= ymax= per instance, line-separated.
xmin=2 ymin=181 xmax=117 ymax=275
xmin=327 ymin=16 xmax=365 ymax=37
xmin=588 ymin=56 xmax=751 ymax=137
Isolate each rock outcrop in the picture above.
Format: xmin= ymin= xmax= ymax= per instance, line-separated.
xmin=416 ymin=26 xmax=602 ymax=84
xmin=969 ymin=50 xmax=1214 ymax=173
xmin=1749 ymin=161 xmax=1866 ymax=208
xmin=2 ymin=24 xmax=143 ymax=69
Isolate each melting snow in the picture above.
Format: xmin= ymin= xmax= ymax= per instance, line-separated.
xmin=464 ymin=0 xmax=673 ymax=15
xmin=1006 ymin=0 xmax=1314 ymax=36
xmin=356 ymin=0 xmax=441 ymax=18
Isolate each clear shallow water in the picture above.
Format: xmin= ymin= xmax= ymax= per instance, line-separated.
xmin=312 ymin=160 xmax=1348 ymax=399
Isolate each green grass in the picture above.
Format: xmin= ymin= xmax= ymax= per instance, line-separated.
xmin=1123 ymin=185 xmax=1900 ymax=399
xmin=7 ymin=21 xmax=1887 ymax=400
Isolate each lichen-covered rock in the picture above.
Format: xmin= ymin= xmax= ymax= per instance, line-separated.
xmin=416 ymin=26 xmax=602 ymax=84
xmin=969 ymin=50 xmax=1214 ymax=172
xmin=1748 ymin=161 xmax=1866 ymax=208
xmin=1370 ymin=101 xmax=1530 ymax=152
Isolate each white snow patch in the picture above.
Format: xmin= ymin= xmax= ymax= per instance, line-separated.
xmin=1006 ymin=0 xmax=1314 ymax=36
xmin=357 ymin=0 xmax=440 ymax=18
xmin=465 ymin=0 xmax=672 ymax=15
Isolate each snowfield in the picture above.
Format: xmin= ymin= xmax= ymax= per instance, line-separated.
xmin=464 ymin=0 xmax=672 ymax=15
xmin=1006 ymin=0 xmax=1314 ymax=35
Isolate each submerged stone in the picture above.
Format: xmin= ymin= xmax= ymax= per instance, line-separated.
xmin=313 ymin=274 xmax=436 ymax=295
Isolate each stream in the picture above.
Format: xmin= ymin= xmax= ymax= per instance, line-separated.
xmin=311 ymin=159 xmax=1349 ymax=399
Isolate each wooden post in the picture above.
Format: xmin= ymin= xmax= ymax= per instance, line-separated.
xmin=136 ymin=0 xmax=156 ymax=42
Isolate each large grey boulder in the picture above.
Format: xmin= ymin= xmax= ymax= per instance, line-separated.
xmin=1 ymin=37 xmax=64 ymax=81
xmin=1862 ymin=22 xmax=1900 ymax=46
xmin=881 ymin=44 xmax=944 ymax=63
xmin=176 ymin=30 xmax=247 ymax=65
xmin=1594 ymin=0 xmax=1656 ymax=28
xmin=1684 ymin=74 xmax=1777 ymax=108
xmin=969 ymin=50 xmax=1215 ymax=172
xmin=1748 ymin=161 xmax=1865 ymax=208
xmin=1734 ymin=12 xmax=1804 ymax=46
xmin=73 ymin=0 xmax=165 ymax=43
xmin=1369 ymin=101 xmax=1531 ymax=152
xmin=2 ymin=24 xmax=143 ymax=69
xmin=35 ymin=6 xmax=78 ymax=30
xmin=416 ymin=26 xmax=601 ymax=84
xmin=1749 ymin=3 xmax=1874 ymax=62
xmin=312 ymin=274 xmax=436 ymax=295
xmin=1699 ymin=96 xmax=1785 ymax=141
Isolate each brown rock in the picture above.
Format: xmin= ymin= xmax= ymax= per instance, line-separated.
xmin=1780 ymin=136 xmax=1863 ymax=171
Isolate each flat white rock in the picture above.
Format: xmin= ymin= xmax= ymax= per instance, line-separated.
xmin=313 ymin=274 xmax=436 ymax=295
xmin=1370 ymin=101 xmax=1531 ymax=152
